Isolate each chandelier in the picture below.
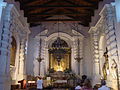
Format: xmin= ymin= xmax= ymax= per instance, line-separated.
xmin=49 ymin=20 xmax=68 ymax=65
xmin=74 ymin=9 xmax=83 ymax=75
xmin=36 ymin=37 xmax=44 ymax=75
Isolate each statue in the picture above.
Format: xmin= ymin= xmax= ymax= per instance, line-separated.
xmin=111 ymin=59 xmax=117 ymax=79
xmin=102 ymin=48 xmax=109 ymax=80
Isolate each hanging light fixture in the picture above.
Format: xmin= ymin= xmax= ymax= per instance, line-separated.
xmin=74 ymin=23 xmax=83 ymax=62
xmin=49 ymin=16 xmax=67 ymax=65
xmin=36 ymin=35 xmax=44 ymax=75
xmin=74 ymin=7 xmax=83 ymax=75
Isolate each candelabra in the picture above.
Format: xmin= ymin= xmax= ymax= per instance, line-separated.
xmin=75 ymin=39 xmax=83 ymax=75
xmin=36 ymin=38 xmax=43 ymax=76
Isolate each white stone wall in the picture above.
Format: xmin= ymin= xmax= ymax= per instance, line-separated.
xmin=82 ymin=37 xmax=93 ymax=78
xmin=27 ymin=24 xmax=87 ymax=76
xmin=115 ymin=0 xmax=120 ymax=89
xmin=0 ymin=1 xmax=30 ymax=89
xmin=89 ymin=4 xmax=120 ymax=89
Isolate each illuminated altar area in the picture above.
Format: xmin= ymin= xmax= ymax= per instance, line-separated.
xmin=49 ymin=38 xmax=71 ymax=72
xmin=32 ymin=30 xmax=84 ymax=77
xmin=49 ymin=51 xmax=71 ymax=72
xmin=1 ymin=0 xmax=120 ymax=90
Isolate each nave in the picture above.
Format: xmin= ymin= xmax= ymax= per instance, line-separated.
xmin=0 ymin=0 xmax=120 ymax=90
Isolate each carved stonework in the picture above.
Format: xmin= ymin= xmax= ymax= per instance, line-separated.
xmin=89 ymin=4 xmax=119 ymax=88
xmin=0 ymin=4 xmax=13 ymax=74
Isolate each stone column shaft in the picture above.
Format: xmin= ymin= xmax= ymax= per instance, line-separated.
xmin=103 ymin=5 xmax=119 ymax=89
xmin=18 ymin=38 xmax=26 ymax=79
xmin=0 ymin=1 xmax=6 ymax=22
xmin=91 ymin=31 xmax=101 ymax=86
xmin=0 ymin=4 xmax=13 ymax=90
xmin=93 ymin=33 xmax=100 ymax=75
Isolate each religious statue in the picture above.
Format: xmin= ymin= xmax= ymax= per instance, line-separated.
xmin=111 ymin=59 xmax=117 ymax=79
xmin=102 ymin=48 xmax=109 ymax=80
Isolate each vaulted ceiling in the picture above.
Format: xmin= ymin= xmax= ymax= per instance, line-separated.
xmin=15 ymin=0 xmax=103 ymax=27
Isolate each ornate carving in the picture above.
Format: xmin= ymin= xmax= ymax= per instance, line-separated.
xmin=111 ymin=59 xmax=117 ymax=79
xmin=102 ymin=48 xmax=109 ymax=80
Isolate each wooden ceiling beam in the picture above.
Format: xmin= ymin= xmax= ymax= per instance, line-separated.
xmin=24 ymin=0 xmax=55 ymax=5
xmin=25 ymin=8 xmax=54 ymax=15
xmin=28 ymin=19 xmax=86 ymax=22
xmin=83 ymin=0 xmax=98 ymax=4
xmin=63 ymin=0 xmax=80 ymax=5
xmin=15 ymin=0 xmax=102 ymax=27
xmin=66 ymin=15 xmax=91 ymax=22
xmin=24 ymin=5 xmax=95 ymax=8
xmin=28 ymin=12 xmax=91 ymax=16
xmin=65 ymin=8 xmax=93 ymax=15
xmin=23 ymin=0 xmax=39 ymax=5
xmin=83 ymin=0 xmax=99 ymax=8
xmin=22 ymin=0 xmax=56 ymax=9
xmin=28 ymin=16 xmax=53 ymax=19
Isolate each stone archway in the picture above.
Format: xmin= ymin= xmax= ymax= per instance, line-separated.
xmin=10 ymin=36 xmax=17 ymax=82
xmin=45 ymin=32 xmax=73 ymax=74
xmin=48 ymin=37 xmax=71 ymax=72
xmin=34 ymin=30 xmax=84 ymax=76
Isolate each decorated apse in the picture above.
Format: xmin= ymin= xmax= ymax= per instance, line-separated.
xmin=48 ymin=37 xmax=71 ymax=71
xmin=28 ymin=28 xmax=85 ymax=77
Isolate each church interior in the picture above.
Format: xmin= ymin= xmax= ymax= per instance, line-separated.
xmin=0 ymin=0 xmax=120 ymax=90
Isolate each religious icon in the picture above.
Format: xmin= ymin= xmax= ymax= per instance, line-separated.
xmin=111 ymin=59 xmax=117 ymax=79
xmin=102 ymin=48 xmax=109 ymax=80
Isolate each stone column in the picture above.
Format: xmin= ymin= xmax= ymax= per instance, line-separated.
xmin=79 ymin=39 xmax=83 ymax=75
xmin=0 ymin=1 xmax=6 ymax=22
xmin=0 ymin=4 xmax=13 ymax=90
xmin=40 ymin=38 xmax=46 ymax=76
xmin=114 ymin=1 xmax=120 ymax=87
xmin=74 ymin=38 xmax=83 ymax=76
xmin=72 ymin=38 xmax=78 ymax=74
xmin=18 ymin=38 xmax=26 ymax=80
xmin=104 ymin=5 xmax=120 ymax=89
xmin=92 ymin=30 xmax=101 ymax=85
xmin=0 ymin=1 xmax=6 ymax=47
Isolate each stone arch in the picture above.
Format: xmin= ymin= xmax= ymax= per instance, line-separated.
xmin=46 ymin=32 xmax=72 ymax=71
xmin=46 ymin=32 xmax=73 ymax=48
xmin=10 ymin=30 xmax=21 ymax=82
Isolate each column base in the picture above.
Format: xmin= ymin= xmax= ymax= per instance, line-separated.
xmin=17 ymin=74 xmax=27 ymax=81
xmin=0 ymin=75 xmax=11 ymax=90
xmin=92 ymin=74 xmax=101 ymax=86
xmin=106 ymin=74 xmax=119 ymax=90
